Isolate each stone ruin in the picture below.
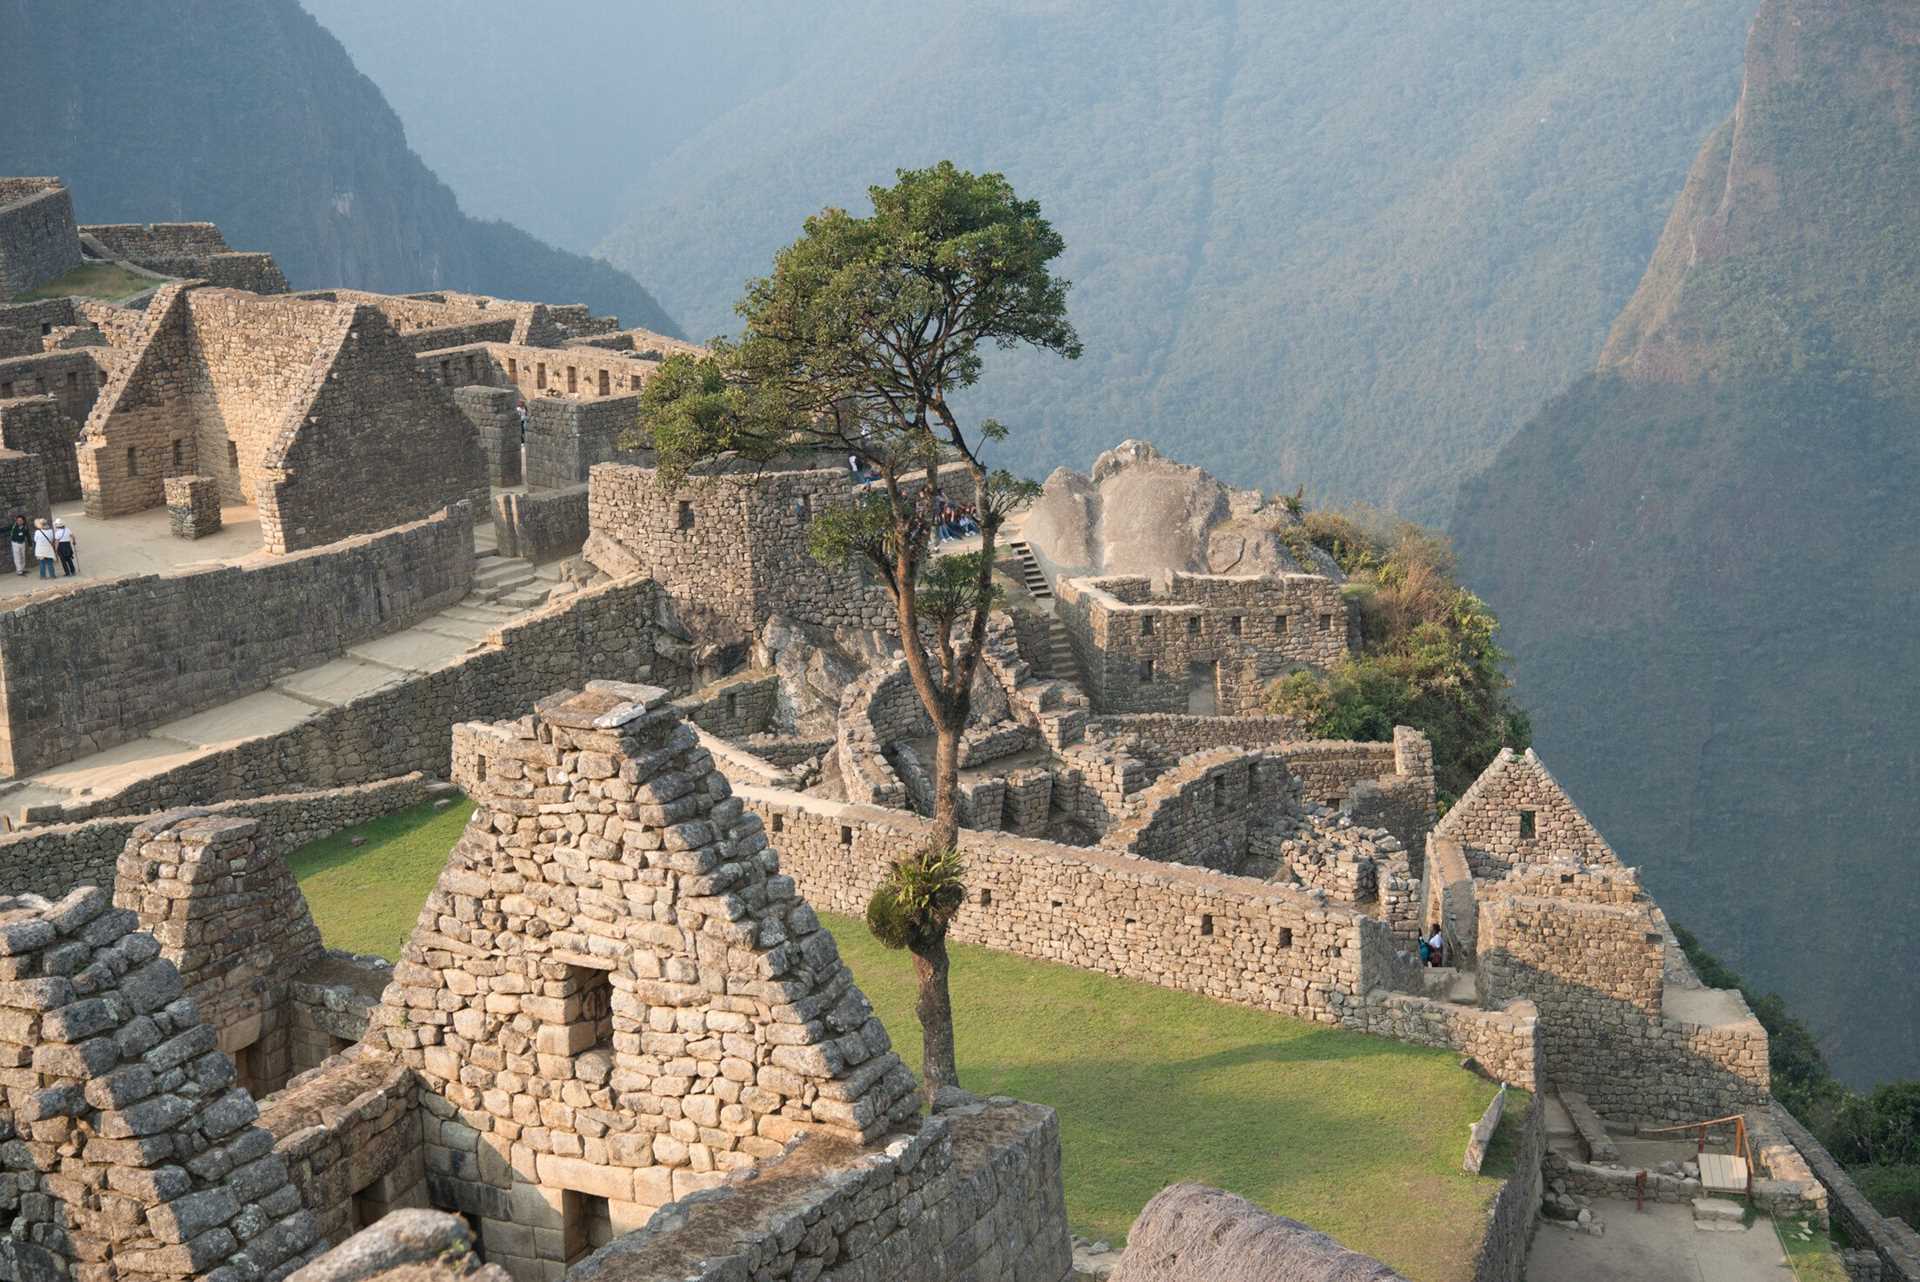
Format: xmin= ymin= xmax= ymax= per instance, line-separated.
xmin=0 ymin=686 xmax=1075 ymax=1282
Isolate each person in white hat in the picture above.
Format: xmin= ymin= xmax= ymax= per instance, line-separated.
xmin=51 ymin=518 xmax=76 ymax=577
xmin=30 ymin=519 xmax=57 ymax=580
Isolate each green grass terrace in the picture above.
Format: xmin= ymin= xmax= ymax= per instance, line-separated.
xmin=288 ymin=797 xmax=1526 ymax=1282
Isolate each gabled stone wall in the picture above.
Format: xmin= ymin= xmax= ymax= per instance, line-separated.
xmin=1432 ymin=748 xmax=1617 ymax=879
xmin=0 ymin=887 xmax=324 ymax=1282
xmin=364 ymin=685 xmax=919 ymax=1278
xmin=113 ymin=812 xmax=326 ymax=1097
xmin=0 ymin=349 xmax=106 ymax=427
xmin=0 ymin=395 xmax=83 ymax=501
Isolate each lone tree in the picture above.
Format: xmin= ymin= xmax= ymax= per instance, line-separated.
xmin=631 ymin=161 xmax=1080 ymax=1094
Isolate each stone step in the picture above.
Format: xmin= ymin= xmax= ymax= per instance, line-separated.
xmin=474 ymin=561 xmax=535 ymax=589
xmin=1691 ymin=1197 xmax=1745 ymax=1231
xmin=495 ymin=587 xmax=549 ymax=611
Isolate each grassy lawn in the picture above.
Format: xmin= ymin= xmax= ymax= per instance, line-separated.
xmin=286 ymin=796 xmax=472 ymax=959
xmin=287 ymin=800 xmax=1516 ymax=1280
xmin=11 ymin=261 xmax=169 ymax=303
xmin=1777 ymin=1218 xmax=1850 ymax=1281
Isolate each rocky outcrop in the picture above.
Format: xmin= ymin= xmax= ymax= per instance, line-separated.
xmin=1024 ymin=441 xmax=1342 ymax=583
xmin=1110 ymin=1183 xmax=1407 ymax=1282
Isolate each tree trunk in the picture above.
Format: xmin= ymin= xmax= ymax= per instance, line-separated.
xmin=931 ymin=719 xmax=963 ymax=853
xmin=910 ymin=930 xmax=959 ymax=1098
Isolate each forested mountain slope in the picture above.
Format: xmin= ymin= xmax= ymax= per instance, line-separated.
xmin=305 ymin=0 xmax=1753 ymax=519
xmin=2 ymin=0 xmax=680 ymax=333
xmin=582 ymin=0 xmax=1755 ymax=519
xmin=1455 ymin=0 xmax=1920 ymax=1085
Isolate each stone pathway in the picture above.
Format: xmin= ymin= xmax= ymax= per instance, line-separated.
xmin=0 ymin=543 xmax=563 ymax=825
xmin=0 ymin=498 xmax=264 ymax=601
xmin=1526 ymin=1201 xmax=1795 ymax=1282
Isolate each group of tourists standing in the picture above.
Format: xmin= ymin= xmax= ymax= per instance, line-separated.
xmin=8 ymin=513 xmax=77 ymax=580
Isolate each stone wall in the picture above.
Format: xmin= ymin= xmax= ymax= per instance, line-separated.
xmin=0 ymin=178 xmax=81 ymax=296
xmin=0 ymin=347 xmax=106 ymax=425
xmin=289 ymin=952 xmax=396 ymax=1074
xmin=568 ymin=1098 xmax=1072 ymax=1282
xmin=1434 ymin=749 xmax=1619 ymax=879
xmin=1478 ymin=891 xmax=1769 ymax=1122
xmin=0 ymin=448 xmax=48 ymax=525
xmin=366 ymin=684 xmax=922 ymax=1279
xmin=420 ymin=341 xmax=659 ymax=405
xmin=0 ymin=504 xmax=475 ymax=778
xmin=113 ymin=812 xmax=325 ymax=1097
xmin=492 ymin=484 xmax=588 ymax=563
xmin=1098 ymin=749 xmax=1293 ymax=871
xmin=1087 ymin=713 xmax=1310 ymax=758
xmin=590 ymin=459 xmax=975 ymax=641
xmin=15 ymin=576 xmax=677 ymax=825
xmin=0 ymin=774 xmax=432 ymax=900
xmin=1056 ymin=571 xmax=1349 ymax=715
xmin=673 ymin=671 xmax=780 ymax=740
xmin=1768 ymin=1105 xmax=1920 ymax=1281
xmin=1360 ymin=993 xmax=1541 ymax=1090
xmin=82 ymin=221 xmax=229 ymax=259
xmin=1471 ymin=1093 xmax=1543 ymax=1282
xmin=525 ymin=395 xmax=647 ymax=491
xmin=0 ymin=886 xmax=325 ymax=1282
xmin=0 ymin=394 xmax=83 ymax=500
xmin=259 ymin=1057 xmax=430 ymax=1250
xmin=76 ymin=287 xmax=488 ymax=554
xmin=453 ymin=385 xmax=522 ymax=486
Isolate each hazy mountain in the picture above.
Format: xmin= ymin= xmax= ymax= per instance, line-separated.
xmin=2 ymin=0 xmax=680 ymax=334
xmin=1455 ymin=0 xmax=1920 ymax=1085
xmin=302 ymin=0 xmax=1755 ymax=521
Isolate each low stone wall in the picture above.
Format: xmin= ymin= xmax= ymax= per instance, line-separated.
xmin=1472 ymin=1093 xmax=1543 ymax=1282
xmin=0 ymin=448 xmax=48 ymax=525
xmin=1089 ymin=713 xmax=1310 ymax=758
xmin=745 ymin=784 xmax=1539 ymax=1084
xmin=290 ymin=951 xmax=395 ymax=1073
xmin=259 ymin=1057 xmax=430 ymax=1249
xmin=452 ymin=385 xmax=521 ymax=486
xmin=0 ymin=180 xmax=81 ymax=297
xmin=19 ymin=575 xmax=674 ymax=825
xmin=568 ymin=1098 xmax=1072 ymax=1282
xmin=1769 ymin=1105 xmax=1920 ymax=1280
xmin=0 ymin=774 xmax=432 ymax=899
xmin=1545 ymin=1151 xmax=1703 ymax=1204
xmin=674 ymin=670 xmax=779 ymax=739
xmin=1098 ymin=749 xmax=1292 ymax=871
xmin=0 ymin=504 xmax=475 ymax=778
xmin=492 ymin=484 xmax=588 ymax=563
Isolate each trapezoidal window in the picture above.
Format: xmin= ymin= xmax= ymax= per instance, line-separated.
xmin=439 ymin=359 xmax=451 ymax=383
xmin=1139 ymin=658 xmax=1155 ymax=682
xmin=171 ymin=439 xmax=183 ymax=470
xmin=508 ymin=357 xmax=518 ymax=380
xmin=1277 ymin=927 xmax=1293 ymax=948
xmin=1275 ymin=614 xmax=1291 ymax=636
xmin=65 ymin=371 xmax=76 ymax=388
xmin=1228 ymin=616 xmax=1243 ymax=636
xmin=227 ymin=440 xmax=239 ymax=471
xmin=1519 ymin=809 xmax=1536 ymax=839
xmin=465 ymin=354 xmax=477 ymax=380
xmin=598 ymin=369 xmax=610 ymax=396
xmin=125 ymin=446 xmax=138 ymax=477
xmin=1140 ymin=615 xmax=1154 ymax=636
xmin=567 ymin=366 xmax=578 ymax=393
xmin=546 ymin=964 xmax=613 ymax=1058
xmin=1186 ymin=616 xmax=1200 ymax=636
xmin=536 ymin=362 xmax=547 ymax=389
xmin=1318 ymin=613 xmax=1334 ymax=633
xmin=630 ymin=374 xmax=642 ymax=391
xmin=677 ymin=500 xmax=694 ymax=530
xmin=1212 ymin=772 xmax=1229 ymax=811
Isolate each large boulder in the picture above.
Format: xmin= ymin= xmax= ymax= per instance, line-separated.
xmin=1024 ymin=440 xmax=1342 ymax=582
xmin=1110 ymin=1184 xmax=1408 ymax=1282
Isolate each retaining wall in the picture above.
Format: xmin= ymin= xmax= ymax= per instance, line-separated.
xmin=0 ymin=504 xmax=475 ymax=778
xmin=0 ymin=180 xmax=81 ymax=296
xmin=0 ymin=774 xmax=432 ymax=901
xmin=492 ymin=484 xmax=588 ymax=563
xmin=1472 ymin=1094 xmax=1544 ymax=1282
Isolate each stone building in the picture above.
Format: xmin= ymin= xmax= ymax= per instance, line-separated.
xmin=1055 ymin=571 xmax=1350 ymax=714
xmin=76 ymin=284 xmax=488 ymax=553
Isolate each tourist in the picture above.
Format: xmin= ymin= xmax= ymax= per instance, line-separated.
xmin=52 ymin=518 xmax=76 ymax=577
xmin=7 ymin=514 xmax=26 ymax=575
xmin=514 ymin=400 xmax=529 ymax=443
xmin=31 ymin=519 xmax=57 ymax=580
xmin=1426 ymin=924 xmax=1446 ymax=968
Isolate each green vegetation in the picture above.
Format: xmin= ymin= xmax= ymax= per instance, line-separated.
xmin=1777 ymin=1218 xmax=1850 ymax=1282
xmin=282 ymin=802 xmax=1518 ymax=1279
xmin=1265 ymin=508 xmax=1530 ymax=801
xmin=11 ymin=261 xmax=166 ymax=303
xmin=285 ymin=796 xmax=469 ymax=960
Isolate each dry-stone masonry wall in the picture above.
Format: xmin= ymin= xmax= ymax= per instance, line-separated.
xmin=1056 ymin=571 xmax=1349 ymax=715
xmin=0 ymin=396 xmax=84 ymax=502
xmin=365 ymin=684 xmax=922 ymax=1278
xmin=492 ymin=487 xmax=588 ymax=564
xmin=0 ymin=179 xmax=81 ymax=297
xmin=0 ymin=350 xmax=107 ymax=428
xmin=113 ymin=813 xmax=326 ymax=1098
xmin=566 ymin=1097 xmax=1071 ymax=1282
xmin=1434 ymin=749 xmax=1618 ymax=879
xmin=257 ymin=1058 xmax=428 ymax=1251
xmin=0 ymin=505 xmax=474 ymax=779
xmin=524 ymin=397 xmax=646 ymax=492
xmin=589 ymin=459 xmax=975 ymax=641
xmin=77 ymin=287 xmax=487 ymax=554
xmin=164 ymin=475 xmax=222 ymax=539
xmin=1471 ymin=1096 xmax=1543 ymax=1282
xmin=0 ymin=887 xmax=325 ymax=1282
xmin=0 ymin=776 xmax=432 ymax=901
xmin=15 ymin=576 xmax=677 ymax=827
xmin=1098 ymin=749 xmax=1291 ymax=871
xmin=79 ymin=223 xmax=288 ymax=296
xmin=0 ymin=449 xmax=49 ymax=526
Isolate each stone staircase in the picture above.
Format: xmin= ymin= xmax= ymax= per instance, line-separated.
xmin=471 ymin=547 xmax=554 ymax=611
xmin=1006 ymin=539 xmax=1052 ymax=601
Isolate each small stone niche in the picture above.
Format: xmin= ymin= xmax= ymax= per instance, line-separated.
xmin=164 ymin=472 xmax=222 ymax=539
